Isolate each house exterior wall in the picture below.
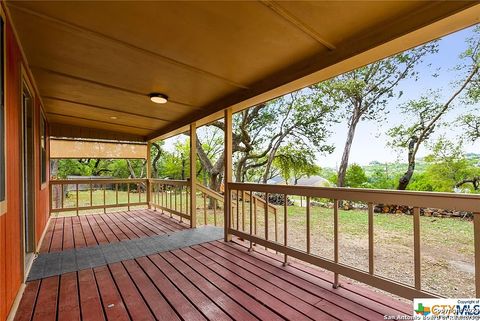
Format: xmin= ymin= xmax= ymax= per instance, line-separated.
xmin=0 ymin=5 xmax=50 ymax=320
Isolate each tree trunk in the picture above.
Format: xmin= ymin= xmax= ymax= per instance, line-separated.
xmin=337 ymin=114 xmax=360 ymax=187
xmin=151 ymin=142 xmax=162 ymax=178
xmin=397 ymin=136 xmax=418 ymax=190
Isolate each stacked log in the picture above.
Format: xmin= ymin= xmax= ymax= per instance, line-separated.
xmin=374 ymin=204 xmax=472 ymax=218
xmin=253 ymin=192 xmax=294 ymax=205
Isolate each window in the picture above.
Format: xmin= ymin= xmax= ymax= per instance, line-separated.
xmin=0 ymin=17 xmax=5 ymax=205
xmin=40 ymin=113 xmax=47 ymax=185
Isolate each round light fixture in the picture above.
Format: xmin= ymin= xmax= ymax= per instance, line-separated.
xmin=110 ymin=116 xmax=118 ymax=120
xmin=149 ymin=93 xmax=168 ymax=104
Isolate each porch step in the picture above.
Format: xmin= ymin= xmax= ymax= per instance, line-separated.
xmin=27 ymin=226 xmax=223 ymax=281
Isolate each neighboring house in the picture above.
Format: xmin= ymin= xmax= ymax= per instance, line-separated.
xmin=269 ymin=175 xmax=334 ymax=187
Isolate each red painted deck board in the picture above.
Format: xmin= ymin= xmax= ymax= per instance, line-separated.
xmin=209 ymin=241 xmax=382 ymax=320
xmin=18 ymin=210 xmax=412 ymax=321
xmin=58 ymin=272 xmax=80 ymax=321
xmin=122 ymin=260 xmax=181 ymax=321
xmin=94 ymin=266 xmax=130 ymax=321
xmin=13 ymin=280 xmax=40 ymax=321
xmin=78 ymin=269 xmax=105 ymax=321
xmin=31 ymin=277 xmax=59 ymax=321
xmin=109 ymin=262 xmax=156 ymax=321
xmin=41 ymin=210 xmax=187 ymax=253
xmin=149 ymin=253 xmax=233 ymax=321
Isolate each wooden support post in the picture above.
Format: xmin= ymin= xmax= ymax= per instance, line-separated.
xmin=413 ymin=207 xmax=421 ymax=290
xmin=190 ymin=122 xmax=197 ymax=228
xmin=368 ymin=202 xmax=374 ymax=275
xmin=224 ymin=108 xmax=233 ymax=242
xmin=146 ymin=142 xmax=152 ymax=209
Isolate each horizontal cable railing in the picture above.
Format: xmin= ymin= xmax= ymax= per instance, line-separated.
xmin=227 ymin=182 xmax=480 ymax=300
xmin=50 ymin=178 xmax=149 ymax=216
xmin=149 ymin=178 xmax=191 ymax=223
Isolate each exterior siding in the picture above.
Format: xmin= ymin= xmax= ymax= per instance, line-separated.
xmin=0 ymin=8 xmax=50 ymax=321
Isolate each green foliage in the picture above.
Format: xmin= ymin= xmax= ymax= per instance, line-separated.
xmin=344 ymin=163 xmax=368 ymax=188
xmin=273 ymin=144 xmax=321 ymax=184
xmin=367 ymin=166 xmax=396 ymax=190
xmin=55 ymin=159 xmax=142 ymax=179
xmin=458 ymin=113 xmax=480 ymax=142
xmin=231 ymin=90 xmax=336 ymax=182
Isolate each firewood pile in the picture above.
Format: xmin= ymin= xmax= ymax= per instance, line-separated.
xmin=253 ymin=193 xmax=294 ymax=205
xmin=374 ymin=204 xmax=472 ymax=218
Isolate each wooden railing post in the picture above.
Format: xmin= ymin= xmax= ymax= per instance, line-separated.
xmin=224 ymin=108 xmax=233 ymax=241
xmin=283 ymin=193 xmax=288 ymax=265
xmin=474 ymin=212 xmax=480 ymax=297
xmin=413 ymin=207 xmax=421 ymax=290
xmin=146 ymin=142 xmax=152 ymax=209
xmin=190 ymin=122 xmax=197 ymax=228
xmin=333 ymin=199 xmax=339 ymax=288
xmin=368 ymin=202 xmax=374 ymax=275
xmin=249 ymin=191 xmax=253 ymax=251
xmin=306 ymin=196 xmax=311 ymax=254
xmin=76 ymin=183 xmax=79 ymax=216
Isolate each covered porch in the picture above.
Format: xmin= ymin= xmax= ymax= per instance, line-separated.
xmin=2 ymin=1 xmax=480 ymax=321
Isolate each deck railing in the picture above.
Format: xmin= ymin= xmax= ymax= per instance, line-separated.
xmin=50 ymin=178 xmax=149 ymax=215
xmin=149 ymin=178 xmax=191 ymax=223
xmin=227 ymin=182 xmax=480 ymax=300
xmin=195 ymin=183 xmax=278 ymax=233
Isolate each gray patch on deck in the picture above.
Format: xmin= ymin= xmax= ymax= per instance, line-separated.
xmin=27 ymin=226 xmax=223 ymax=281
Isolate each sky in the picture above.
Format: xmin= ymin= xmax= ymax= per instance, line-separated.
xmin=164 ymin=25 xmax=480 ymax=169
xmin=316 ymin=25 xmax=479 ymax=168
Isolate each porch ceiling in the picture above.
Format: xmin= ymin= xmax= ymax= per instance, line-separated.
xmin=6 ymin=1 xmax=480 ymax=142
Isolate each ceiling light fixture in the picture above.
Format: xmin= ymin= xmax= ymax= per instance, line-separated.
xmin=110 ymin=116 xmax=118 ymax=120
xmin=149 ymin=93 xmax=168 ymax=104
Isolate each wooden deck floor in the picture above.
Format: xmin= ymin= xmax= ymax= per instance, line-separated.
xmin=15 ymin=210 xmax=411 ymax=321
xmin=40 ymin=209 xmax=189 ymax=253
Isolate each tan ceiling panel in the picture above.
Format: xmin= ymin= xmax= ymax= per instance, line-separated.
xmin=9 ymin=1 xmax=323 ymax=85
xmin=46 ymin=114 xmax=151 ymax=137
xmin=273 ymin=1 xmax=426 ymax=46
xmin=43 ymin=97 xmax=167 ymax=130
xmin=33 ymin=69 xmax=196 ymax=122
xmin=8 ymin=5 xmax=241 ymax=107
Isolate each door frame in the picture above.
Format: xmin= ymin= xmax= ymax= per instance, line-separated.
xmin=20 ymin=66 xmax=36 ymax=280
